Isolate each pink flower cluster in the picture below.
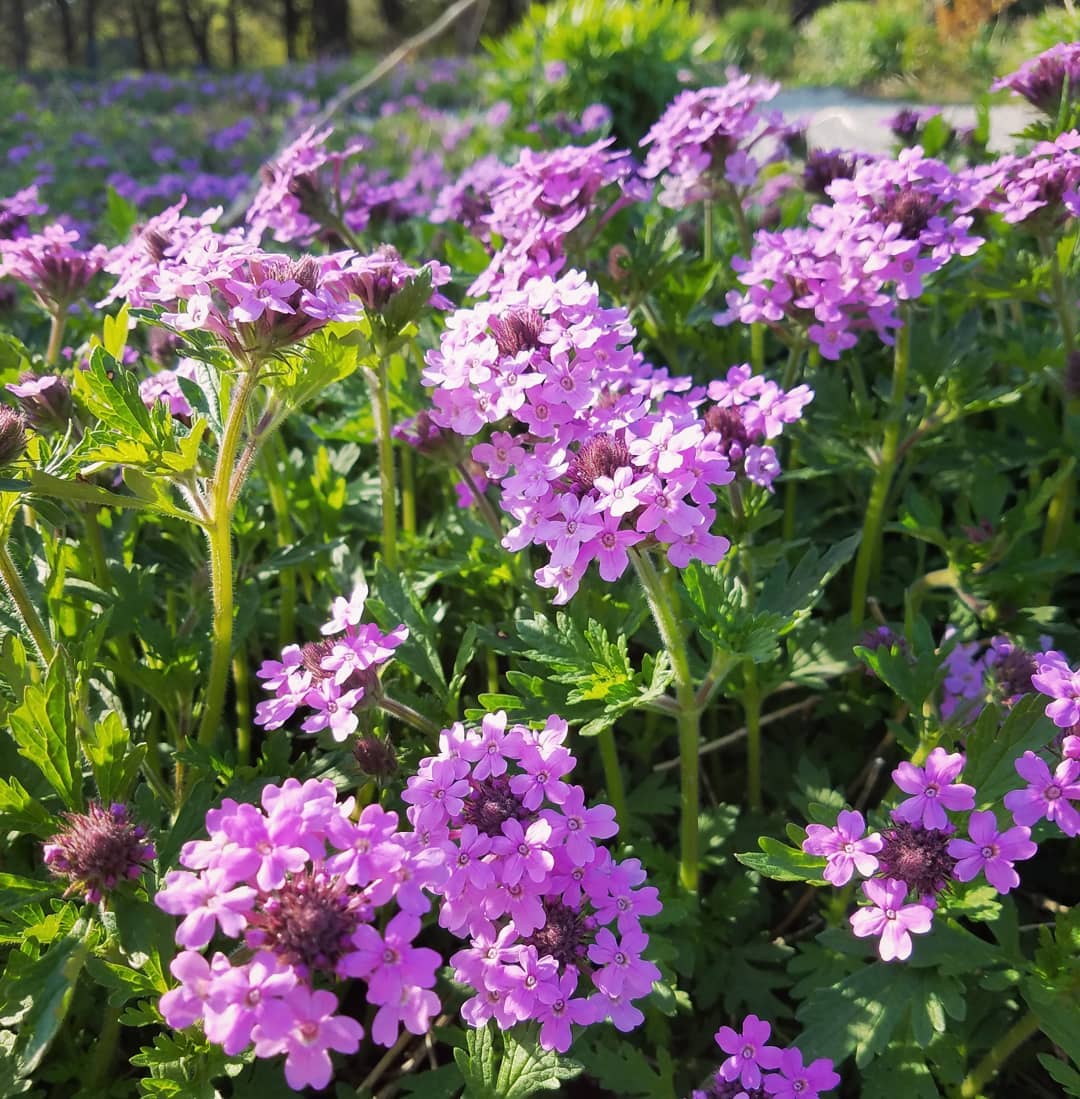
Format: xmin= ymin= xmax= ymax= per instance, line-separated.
xmin=424 ymin=270 xmax=810 ymax=602
xmin=139 ymin=358 xmax=199 ymax=420
xmin=992 ymin=42 xmax=1080 ymax=114
xmin=639 ymin=72 xmax=788 ymax=209
xmin=692 ymin=1014 xmax=840 ymax=1099
xmin=0 ymin=184 xmax=46 ymax=240
xmin=805 ymin=745 xmax=1052 ymax=961
xmin=124 ymin=232 xmax=447 ymax=360
xmin=468 ymin=139 xmax=642 ymax=298
xmin=717 ymin=147 xmax=984 ymax=359
xmin=403 ymin=710 xmax=662 ymax=1053
xmin=0 ymin=224 xmax=111 ymax=313
xmin=255 ymin=583 xmax=407 ymax=739
xmin=246 ymin=126 xmax=444 ymax=246
xmin=155 ymin=778 xmax=445 ymax=1091
xmin=960 ymin=131 xmax=1080 ymax=231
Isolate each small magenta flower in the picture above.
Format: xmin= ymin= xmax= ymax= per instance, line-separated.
xmin=251 ymin=985 xmax=364 ymax=1092
xmin=947 ymin=810 xmax=1037 ymax=894
xmin=1003 ymin=752 xmax=1080 ymax=836
xmin=715 ymin=1014 xmax=783 ymax=1090
xmin=1031 ymin=650 xmax=1080 ymax=729
xmin=763 ymin=1047 xmax=841 ymax=1098
xmin=802 ymin=809 xmax=883 ymax=886
xmin=892 ymin=747 xmax=975 ymax=830
xmin=849 ymin=878 xmax=933 ymax=961
xmin=42 ymin=802 xmax=156 ymax=905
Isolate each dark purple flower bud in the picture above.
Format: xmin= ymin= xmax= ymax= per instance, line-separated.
xmin=0 ymin=406 xmax=28 ymax=466
xmin=993 ymin=43 xmax=1080 ymax=115
xmin=567 ymin=433 xmax=631 ymax=493
xmin=352 ymin=735 xmax=398 ymax=779
xmin=524 ymin=898 xmax=590 ymax=967
xmin=245 ymin=867 xmax=368 ymax=973
xmin=6 ymin=372 xmax=73 ymax=432
xmin=460 ymin=775 xmax=532 ymax=836
xmin=703 ymin=405 xmax=756 ymax=457
xmin=803 ymin=149 xmax=858 ymax=196
xmin=878 ymin=188 xmax=938 ymax=240
xmin=489 ymin=308 xmax=545 ymax=358
xmin=876 ymin=821 xmax=957 ymax=899
xmin=43 ymin=802 xmax=156 ymax=904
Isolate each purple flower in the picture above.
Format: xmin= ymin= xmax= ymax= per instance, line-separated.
xmin=802 ymin=809 xmax=883 ymax=886
xmin=251 ymin=985 xmax=364 ymax=1091
xmin=0 ymin=223 xmax=110 ymax=314
xmin=714 ymin=1013 xmax=783 ymax=1089
xmin=892 ymin=747 xmax=975 ymax=830
xmin=1003 ymin=752 xmax=1080 ymax=836
xmin=763 ymin=1047 xmax=841 ymax=1098
xmin=947 ymin=810 xmax=1037 ymax=894
xmin=1031 ymin=649 xmax=1080 ymax=729
xmin=41 ymin=802 xmax=155 ymax=905
xmin=992 ymin=43 xmax=1080 ymax=114
xmin=849 ymin=878 xmax=933 ymax=961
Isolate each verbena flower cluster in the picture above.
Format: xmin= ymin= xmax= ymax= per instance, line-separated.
xmin=0 ymin=223 xmax=111 ymax=314
xmin=691 ymin=1014 xmax=840 ymax=1099
xmin=992 ymin=42 xmax=1080 ymax=114
xmin=403 ymin=710 xmax=661 ymax=1052
xmin=423 ymin=269 xmax=811 ymax=601
xmin=468 ymin=139 xmax=641 ymax=298
xmin=254 ymin=583 xmax=407 ymax=739
xmin=640 ymin=72 xmax=788 ymax=209
xmin=155 ymin=778 xmax=445 ymax=1091
xmin=716 ymin=147 xmax=984 ymax=359
xmin=804 ymin=711 xmax=1080 ymax=960
xmin=43 ymin=802 xmax=155 ymax=904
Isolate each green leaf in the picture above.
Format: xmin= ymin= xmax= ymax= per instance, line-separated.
xmin=455 ymin=1022 xmax=498 ymax=1098
xmin=398 ymin=1064 xmax=464 ymax=1098
xmin=82 ymin=709 xmax=146 ymax=804
xmin=7 ymin=654 xmax=80 ymax=809
xmin=735 ymin=836 xmax=825 ymax=883
xmin=964 ymin=695 xmax=1057 ymax=806
xmin=1037 ymin=1053 xmax=1080 ymax=1097
xmin=495 ymin=1025 xmax=583 ymax=1098
xmin=0 ymin=919 xmax=92 ymax=1075
xmin=758 ymin=532 xmax=860 ymax=629
xmin=1024 ymin=979 xmax=1080 ymax=1065
xmin=0 ymin=873 xmax=54 ymax=917
xmin=0 ymin=776 xmax=59 ymax=837
xmin=860 ymin=1043 xmax=942 ymax=1099
xmin=104 ymin=186 xmax=139 ymax=242
xmin=576 ymin=1038 xmax=675 ymax=1098
xmin=102 ymin=302 xmax=131 ymax=362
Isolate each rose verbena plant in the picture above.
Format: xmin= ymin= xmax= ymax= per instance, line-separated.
xmin=0 ymin=30 xmax=1079 ymax=1099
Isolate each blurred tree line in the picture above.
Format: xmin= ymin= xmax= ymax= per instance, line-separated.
xmin=1 ymin=0 xmax=531 ymax=72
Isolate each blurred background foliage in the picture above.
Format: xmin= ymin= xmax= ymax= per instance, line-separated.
xmin=0 ymin=0 xmax=1076 ymax=100
xmin=0 ymin=0 xmax=1077 ymax=101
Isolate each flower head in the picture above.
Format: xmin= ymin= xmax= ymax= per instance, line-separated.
xmin=43 ymin=802 xmax=155 ymax=904
xmin=993 ymin=43 xmax=1080 ymax=114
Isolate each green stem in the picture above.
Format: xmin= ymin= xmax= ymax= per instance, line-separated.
xmin=743 ymin=662 xmax=763 ymax=812
xmin=196 ymin=364 xmax=261 ymax=748
xmin=400 ymin=443 xmax=416 ymax=537
xmin=379 ymin=694 xmax=440 ymax=739
xmin=630 ymin=546 xmax=700 ymax=893
xmin=232 ymin=646 xmax=251 ymax=766
xmin=83 ymin=1003 xmax=121 ymax=1092
xmin=703 ymin=200 xmax=714 ymax=264
xmin=957 ymin=1011 xmax=1040 ymax=1098
xmin=850 ymin=314 xmax=911 ymax=625
xmin=260 ymin=443 xmax=297 ymax=648
xmin=1041 ymin=237 xmax=1078 ymax=557
xmin=596 ymin=727 xmax=628 ymax=827
xmin=45 ymin=311 xmax=66 ymax=369
xmin=456 ymin=461 xmax=504 ymax=538
xmin=368 ymin=360 xmax=399 ymax=571
xmin=0 ymin=540 xmax=55 ymax=665
xmin=782 ymin=438 xmax=800 ymax=544
xmin=81 ymin=506 xmax=110 ymax=591
xmin=750 ymin=323 xmax=765 ymax=374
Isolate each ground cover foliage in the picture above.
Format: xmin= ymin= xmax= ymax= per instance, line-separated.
xmin=0 ymin=13 xmax=1080 ymax=1099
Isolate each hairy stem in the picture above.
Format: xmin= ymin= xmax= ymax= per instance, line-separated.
xmin=380 ymin=694 xmax=441 ymax=739
xmin=958 ymin=1011 xmax=1040 ymax=1098
xmin=743 ymin=662 xmax=764 ymax=812
xmin=45 ymin=310 xmax=66 ymax=369
xmin=0 ymin=539 xmax=55 ymax=666
xmin=369 ymin=359 xmax=399 ymax=571
xmin=260 ymin=441 xmax=298 ymax=648
xmin=400 ymin=443 xmax=417 ymax=537
xmin=850 ymin=313 xmax=911 ymax=625
xmin=631 ymin=546 xmax=700 ymax=892
xmin=597 ymin=726 xmax=628 ymax=826
xmin=196 ymin=364 xmax=261 ymax=748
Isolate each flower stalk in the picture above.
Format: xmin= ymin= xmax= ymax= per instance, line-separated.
xmin=367 ymin=357 xmax=399 ymax=571
xmin=0 ymin=538 xmax=55 ymax=666
xmin=850 ymin=311 xmax=912 ymax=624
xmin=957 ymin=1010 xmax=1040 ymax=1098
xmin=630 ymin=545 xmax=700 ymax=892
xmin=597 ymin=726 xmax=628 ymax=827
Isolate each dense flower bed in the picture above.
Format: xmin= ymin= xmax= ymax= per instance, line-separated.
xmin=0 ymin=33 xmax=1079 ymax=1099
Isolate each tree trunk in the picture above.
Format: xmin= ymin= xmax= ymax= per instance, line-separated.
xmin=54 ymin=0 xmax=77 ymax=67
xmin=312 ymin=0 xmax=350 ymax=55
xmin=179 ymin=1 xmax=213 ymax=67
xmin=227 ymin=0 xmax=241 ymax=67
xmin=11 ymin=0 xmax=30 ymax=71
xmin=85 ymin=0 xmax=99 ymax=70
xmin=282 ymin=0 xmax=301 ymax=60
xmin=379 ymin=0 xmax=407 ymax=34
xmin=130 ymin=0 xmax=150 ymax=68
xmin=146 ymin=0 xmax=169 ymax=69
